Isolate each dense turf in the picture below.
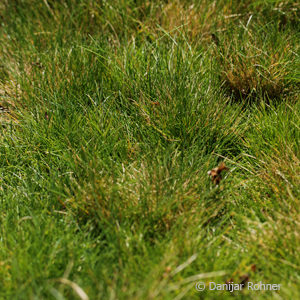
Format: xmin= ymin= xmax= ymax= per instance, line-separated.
xmin=0 ymin=1 xmax=299 ymax=299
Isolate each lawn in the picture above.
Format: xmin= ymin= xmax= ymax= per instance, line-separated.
xmin=0 ymin=1 xmax=299 ymax=299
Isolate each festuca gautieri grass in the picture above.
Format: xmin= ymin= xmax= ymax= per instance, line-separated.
xmin=0 ymin=1 xmax=299 ymax=299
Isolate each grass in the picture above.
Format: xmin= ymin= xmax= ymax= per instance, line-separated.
xmin=0 ymin=0 xmax=299 ymax=299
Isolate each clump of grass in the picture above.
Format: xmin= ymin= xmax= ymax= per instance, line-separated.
xmin=214 ymin=21 xmax=299 ymax=100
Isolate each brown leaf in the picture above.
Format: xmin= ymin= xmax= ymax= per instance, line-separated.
xmin=208 ymin=162 xmax=229 ymax=184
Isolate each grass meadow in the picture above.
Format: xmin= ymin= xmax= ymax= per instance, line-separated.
xmin=0 ymin=0 xmax=299 ymax=299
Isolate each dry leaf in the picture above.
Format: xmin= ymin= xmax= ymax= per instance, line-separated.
xmin=208 ymin=162 xmax=229 ymax=184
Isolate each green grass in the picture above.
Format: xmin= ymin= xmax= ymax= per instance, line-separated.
xmin=0 ymin=0 xmax=299 ymax=299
